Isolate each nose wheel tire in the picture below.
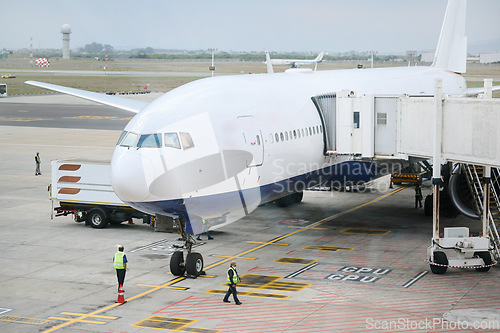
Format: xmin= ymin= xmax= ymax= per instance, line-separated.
xmin=186 ymin=252 xmax=204 ymax=277
xmin=170 ymin=251 xmax=186 ymax=276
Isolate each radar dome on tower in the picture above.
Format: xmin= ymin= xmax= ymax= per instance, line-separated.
xmin=61 ymin=24 xmax=72 ymax=34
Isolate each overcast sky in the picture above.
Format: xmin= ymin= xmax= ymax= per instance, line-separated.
xmin=3 ymin=0 xmax=499 ymax=54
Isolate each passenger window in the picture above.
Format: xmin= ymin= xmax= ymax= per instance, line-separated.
xmin=302 ymin=129 xmax=305 ymax=137
xmin=309 ymin=127 xmax=312 ymax=136
xmin=320 ymin=125 xmax=323 ymax=133
xmin=120 ymin=132 xmax=138 ymax=147
xmin=280 ymin=132 xmax=284 ymax=141
xmin=293 ymin=130 xmax=297 ymax=139
xmin=138 ymin=133 xmax=162 ymax=148
xmin=164 ymin=133 xmax=181 ymax=149
xmin=269 ymin=133 xmax=274 ymax=143
xmin=180 ymin=132 xmax=195 ymax=149
xmin=117 ymin=131 xmax=128 ymax=146
xmin=275 ymin=133 xmax=279 ymax=142
xmin=285 ymin=132 xmax=289 ymax=141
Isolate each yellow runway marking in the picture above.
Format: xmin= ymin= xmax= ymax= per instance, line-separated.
xmin=303 ymin=245 xmax=354 ymax=252
xmin=0 ymin=315 xmax=49 ymax=325
xmin=211 ymin=254 xmax=256 ymax=260
xmin=235 ymin=274 xmax=310 ymax=292
xmin=341 ymin=228 xmax=391 ymax=235
xmin=137 ymin=284 xmax=189 ymax=290
xmin=48 ymin=317 xmax=106 ymax=325
xmin=206 ymin=289 xmax=289 ymax=300
xmin=247 ymin=241 xmax=289 ymax=246
xmin=287 ymin=226 xmax=327 ymax=230
xmin=60 ymin=312 xmax=117 ymax=319
xmin=274 ymin=257 xmax=317 ymax=265
xmin=132 ymin=316 xmax=220 ymax=332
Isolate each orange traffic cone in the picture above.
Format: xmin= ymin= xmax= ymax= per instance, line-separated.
xmin=389 ymin=176 xmax=393 ymax=189
xmin=115 ymin=284 xmax=127 ymax=304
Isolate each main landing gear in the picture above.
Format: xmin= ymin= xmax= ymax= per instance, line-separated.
xmin=170 ymin=217 xmax=205 ymax=278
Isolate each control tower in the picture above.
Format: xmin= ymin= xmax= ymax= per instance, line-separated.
xmin=61 ymin=24 xmax=72 ymax=60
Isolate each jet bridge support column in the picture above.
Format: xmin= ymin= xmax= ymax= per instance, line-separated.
xmin=483 ymin=166 xmax=491 ymax=238
xmin=432 ymin=79 xmax=443 ymax=241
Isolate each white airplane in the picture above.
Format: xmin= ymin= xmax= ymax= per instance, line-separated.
xmin=265 ymin=51 xmax=325 ymax=72
xmin=27 ymin=0 xmax=499 ymax=277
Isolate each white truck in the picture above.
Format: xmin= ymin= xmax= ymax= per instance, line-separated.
xmin=50 ymin=159 xmax=152 ymax=228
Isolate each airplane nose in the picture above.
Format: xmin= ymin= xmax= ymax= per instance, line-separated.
xmin=111 ymin=148 xmax=154 ymax=202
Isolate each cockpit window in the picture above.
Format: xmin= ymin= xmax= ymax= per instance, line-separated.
xmin=137 ymin=133 xmax=162 ymax=148
xmin=164 ymin=133 xmax=181 ymax=149
xmin=117 ymin=131 xmax=128 ymax=146
xmin=179 ymin=132 xmax=194 ymax=149
xmin=120 ymin=132 xmax=138 ymax=147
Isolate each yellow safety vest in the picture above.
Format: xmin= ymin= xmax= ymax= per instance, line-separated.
xmin=114 ymin=252 xmax=125 ymax=269
xmin=226 ymin=266 xmax=239 ymax=285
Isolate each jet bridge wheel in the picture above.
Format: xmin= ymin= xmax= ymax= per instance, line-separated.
xmin=430 ymin=251 xmax=448 ymax=274
xmin=474 ymin=251 xmax=492 ymax=272
xmin=186 ymin=252 xmax=204 ymax=277
xmin=170 ymin=251 xmax=186 ymax=276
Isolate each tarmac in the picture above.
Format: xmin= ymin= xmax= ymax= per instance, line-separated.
xmin=0 ymin=94 xmax=499 ymax=332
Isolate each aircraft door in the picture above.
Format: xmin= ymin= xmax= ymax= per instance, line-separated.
xmin=237 ymin=116 xmax=264 ymax=166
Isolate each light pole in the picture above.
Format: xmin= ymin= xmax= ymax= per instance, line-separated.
xmin=209 ymin=48 xmax=216 ymax=77
xmin=102 ymin=49 xmax=108 ymax=93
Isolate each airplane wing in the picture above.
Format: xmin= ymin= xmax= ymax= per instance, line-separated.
xmin=466 ymin=85 xmax=500 ymax=97
xmin=25 ymin=81 xmax=148 ymax=113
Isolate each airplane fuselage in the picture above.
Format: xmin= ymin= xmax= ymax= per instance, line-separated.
xmin=110 ymin=66 xmax=466 ymax=234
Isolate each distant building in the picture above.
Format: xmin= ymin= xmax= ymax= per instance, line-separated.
xmin=480 ymin=52 xmax=500 ymax=64
xmin=420 ymin=51 xmax=435 ymax=63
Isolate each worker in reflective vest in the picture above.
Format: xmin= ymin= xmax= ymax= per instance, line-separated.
xmin=113 ymin=245 xmax=128 ymax=291
xmin=34 ymin=152 xmax=41 ymax=175
xmin=223 ymin=260 xmax=242 ymax=305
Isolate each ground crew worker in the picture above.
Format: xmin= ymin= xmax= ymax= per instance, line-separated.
xmin=113 ymin=245 xmax=128 ymax=291
xmin=196 ymin=219 xmax=213 ymax=240
xmin=415 ymin=182 xmax=423 ymax=208
xmin=223 ymin=260 xmax=242 ymax=305
xmin=35 ymin=152 xmax=41 ymax=175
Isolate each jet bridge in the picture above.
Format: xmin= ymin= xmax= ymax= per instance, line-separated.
xmin=312 ymin=79 xmax=500 ymax=268
xmin=312 ymin=80 xmax=500 ymax=166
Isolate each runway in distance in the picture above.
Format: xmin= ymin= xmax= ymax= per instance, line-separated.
xmin=27 ymin=0 xmax=500 ymax=277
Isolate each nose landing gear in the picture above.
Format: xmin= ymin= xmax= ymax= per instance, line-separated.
xmin=170 ymin=217 xmax=205 ymax=278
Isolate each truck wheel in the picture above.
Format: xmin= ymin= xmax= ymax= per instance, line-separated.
xmin=430 ymin=251 xmax=448 ymax=274
xmin=87 ymin=209 xmax=108 ymax=229
xmin=170 ymin=251 xmax=185 ymax=276
xmin=474 ymin=251 xmax=492 ymax=272
xmin=186 ymin=252 xmax=204 ymax=277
